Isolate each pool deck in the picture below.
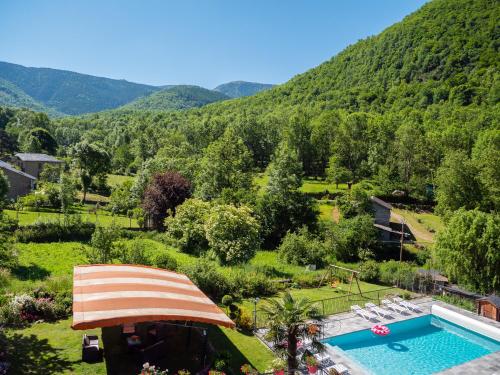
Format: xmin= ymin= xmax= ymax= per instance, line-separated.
xmin=321 ymin=297 xmax=500 ymax=375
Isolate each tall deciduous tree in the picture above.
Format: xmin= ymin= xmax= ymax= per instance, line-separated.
xmin=258 ymin=143 xmax=318 ymax=248
xmin=142 ymin=171 xmax=191 ymax=231
xmin=70 ymin=141 xmax=111 ymax=203
xmin=435 ymin=151 xmax=482 ymax=215
xmin=433 ymin=209 xmax=499 ymax=293
xmin=472 ymin=129 xmax=500 ymax=211
xmin=195 ymin=127 xmax=253 ymax=202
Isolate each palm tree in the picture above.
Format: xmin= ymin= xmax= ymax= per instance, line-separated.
xmin=261 ymin=292 xmax=322 ymax=373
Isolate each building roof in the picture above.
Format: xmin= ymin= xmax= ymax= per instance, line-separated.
xmin=374 ymin=223 xmax=404 ymax=235
xmin=478 ymin=294 xmax=500 ymax=307
xmin=417 ymin=269 xmax=449 ymax=282
xmin=72 ymin=264 xmax=235 ymax=330
xmin=370 ymin=196 xmax=393 ymax=210
xmin=15 ymin=153 xmax=63 ymax=163
xmin=0 ymin=160 xmax=37 ymax=180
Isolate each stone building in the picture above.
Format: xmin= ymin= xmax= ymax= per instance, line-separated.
xmin=0 ymin=160 xmax=36 ymax=200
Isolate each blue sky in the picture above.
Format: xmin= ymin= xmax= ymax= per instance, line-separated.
xmin=0 ymin=0 xmax=428 ymax=88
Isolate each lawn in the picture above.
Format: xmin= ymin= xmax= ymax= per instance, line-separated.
xmin=3 ymin=319 xmax=105 ymax=375
xmin=254 ymin=173 xmax=348 ymax=195
xmin=4 ymin=207 xmax=138 ymax=228
xmin=6 ymin=241 xmax=400 ymax=374
xmin=392 ymin=208 xmax=444 ymax=243
xmin=107 ymin=174 xmax=135 ymax=188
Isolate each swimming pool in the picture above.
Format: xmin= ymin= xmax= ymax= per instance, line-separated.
xmin=323 ymin=314 xmax=500 ymax=375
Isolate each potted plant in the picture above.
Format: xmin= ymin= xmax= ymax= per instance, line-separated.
xmin=308 ymin=323 xmax=320 ymax=336
xmin=240 ymin=364 xmax=256 ymax=375
xmin=270 ymin=358 xmax=286 ymax=375
xmin=305 ymin=356 xmax=318 ymax=374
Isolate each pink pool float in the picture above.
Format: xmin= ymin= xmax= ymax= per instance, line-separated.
xmin=371 ymin=324 xmax=390 ymax=336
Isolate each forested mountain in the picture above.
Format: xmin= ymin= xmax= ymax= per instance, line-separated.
xmin=0 ymin=61 xmax=160 ymax=115
xmin=0 ymin=78 xmax=61 ymax=116
xmin=8 ymin=0 xmax=499 ymax=213
xmin=214 ymin=81 xmax=275 ymax=98
xmin=120 ymin=85 xmax=230 ymax=111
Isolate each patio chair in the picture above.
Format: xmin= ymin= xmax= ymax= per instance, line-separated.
xmin=365 ymin=302 xmax=393 ymax=318
xmin=323 ymin=363 xmax=349 ymax=374
xmin=315 ymin=351 xmax=332 ymax=366
xmin=351 ymin=305 xmax=377 ymax=321
xmin=382 ymin=299 xmax=408 ymax=314
xmin=393 ymin=297 xmax=422 ymax=312
xmin=82 ymin=334 xmax=101 ymax=363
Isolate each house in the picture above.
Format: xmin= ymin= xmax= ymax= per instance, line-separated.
xmin=0 ymin=160 xmax=36 ymax=200
xmin=371 ymin=196 xmax=400 ymax=241
xmin=477 ymin=295 xmax=500 ymax=322
xmin=416 ymin=269 xmax=449 ymax=285
xmin=14 ymin=153 xmax=63 ymax=179
xmin=370 ymin=196 xmax=415 ymax=242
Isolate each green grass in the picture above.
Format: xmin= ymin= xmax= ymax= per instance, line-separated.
xmin=392 ymin=208 xmax=444 ymax=243
xmin=208 ymin=326 xmax=275 ymax=372
xmin=4 ymin=319 xmax=106 ymax=375
xmin=107 ymin=174 xmax=135 ymax=188
xmin=300 ymin=179 xmax=347 ymax=194
xmin=4 ymin=207 xmax=138 ymax=228
xmin=253 ymin=173 xmax=348 ymax=195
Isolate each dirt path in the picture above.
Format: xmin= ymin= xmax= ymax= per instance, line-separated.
xmin=331 ymin=206 xmax=340 ymax=223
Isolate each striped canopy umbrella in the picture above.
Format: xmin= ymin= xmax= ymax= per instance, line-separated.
xmin=72 ymin=264 xmax=235 ymax=330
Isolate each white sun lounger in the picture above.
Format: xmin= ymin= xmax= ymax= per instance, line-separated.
xmin=393 ymin=297 xmax=422 ymax=312
xmin=351 ymin=305 xmax=377 ymax=321
xmin=323 ymin=363 xmax=349 ymax=374
xmin=382 ymin=299 xmax=408 ymax=314
xmin=365 ymin=302 xmax=393 ymax=318
xmin=315 ymin=351 xmax=331 ymax=364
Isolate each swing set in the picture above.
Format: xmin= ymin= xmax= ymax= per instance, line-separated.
xmin=319 ymin=264 xmax=363 ymax=297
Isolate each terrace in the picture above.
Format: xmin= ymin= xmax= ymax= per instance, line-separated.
xmin=255 ymin=298 xmax=500 ymax=375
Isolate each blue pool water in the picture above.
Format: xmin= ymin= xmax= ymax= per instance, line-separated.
xmin=323 ymin=315 xmax=500 ymax=375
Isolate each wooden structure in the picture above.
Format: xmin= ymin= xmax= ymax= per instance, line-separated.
xmin=320 ymin=264 xmax=363 ymax=297
xmin=477 ymin=295 xmax=500 ymax=322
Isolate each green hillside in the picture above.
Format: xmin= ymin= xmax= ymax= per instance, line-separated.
xmin=50 ymin=0 xmax=498 ymax=206
xmin=120 ymin=85 xmax=230 ymax=111
xmin=205 ymin=0 xmax=498 ymax=115
xmin=214 ymin=81 xmax=275 ymax=98
xmin=0 ymin=61 xmax=160 ymax=115
xmin=0 ymin=78 xmax=61 ymax=116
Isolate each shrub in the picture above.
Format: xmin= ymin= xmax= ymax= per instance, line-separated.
xmin=292 ymin=273 xmax=322 ymax=288
xmin=15 ymin=216 xmax=95 ymax=243
xmin=117 ymin=240 xmax=152 ymax=265
xmin=278 ymin=227 xmax=326 ymax=267
xmin=0 ymin=294 xmax=62 ymax=326
xmin=359 ymin=260 xmax=380 ymax=282
xmin=205 ymin=204 xmax=260 ymax=265
xmin=379 ymin=260 xmax=415 ymax=287
xmin=165 ymin=198 xmax=211 ymax=255
xmin=228 ymin=271 xmax=276 ymax=298
xmin=0 ymin=268 xmax=11 ymax=288
xmin=86 ymin=225 xmax=121 ymax=264
xmin=154 ymin=253 xmax=178 ymax=271
xmin=180 ymin=258 xmax=231 ymax=301
xmin=221 ymin=295 xmax=233 ymax=307
xmin=235 ymin=311 xmax=253 ymax=332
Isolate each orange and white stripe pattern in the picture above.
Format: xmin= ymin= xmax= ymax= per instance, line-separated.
xmin=72 ymin=265 xmax=235 ymax=330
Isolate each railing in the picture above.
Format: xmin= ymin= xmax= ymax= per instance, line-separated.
xmin=254 ymin=287 xmax=402 ymax=329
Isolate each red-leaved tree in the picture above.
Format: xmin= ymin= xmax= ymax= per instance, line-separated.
xmin=142 ymin=171 xmax=191 ymax=230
